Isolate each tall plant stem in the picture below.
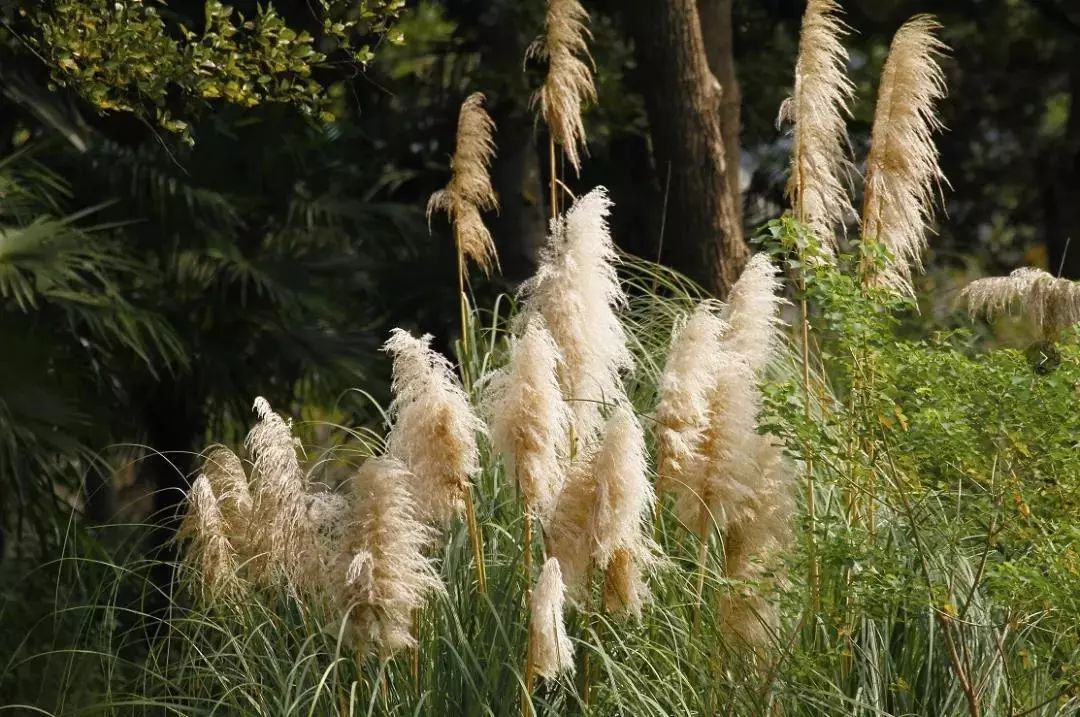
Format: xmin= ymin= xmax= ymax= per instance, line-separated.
xmin=549 ymin=138 xmax=558 ymax=221
xmin=523 ymin=512 xmax=533 ymax=599
xmin=455 ymin=245 xmax=487 ymax=595
xmin=464 ymin=484 xmax=488 ymax=594
xmin=579 ymin=562 xmax=595 ymax=706
xmin=523 ymin=628 xmax=536 ymax=716
xmin=693 ymin=509 xmax=709 ymax=628
xmin=411 ymin=611 xmax=421 ymax=697
xmin=799 ymin=289 xmax=819 ymax=613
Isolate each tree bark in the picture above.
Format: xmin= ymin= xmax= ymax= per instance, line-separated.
xmin=631 ymin=0 xmax=748 ymax=296
xmin=697 ymin=0 xmax=742 ymax=216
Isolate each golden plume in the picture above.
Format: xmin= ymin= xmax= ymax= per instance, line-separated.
xmin=179 ymin=475 xmax=241 ymax=601
xmin=427 ymin=92 xmax=500 ymax=274
xmin=780 ymin=0 xmax=856 ymax=251
xmin=961 ymin=267 xmax=1080 ymax=341
xmin=527 ymin=0 xmax=596 ymax=173
xmin=861 ymin=15 xmax=948 ymax=294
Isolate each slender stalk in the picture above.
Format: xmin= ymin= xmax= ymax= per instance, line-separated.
xmin=800 ymin=291 xmax=819 ymax=613
xmin=693 ymin=509 xmax=709 ymax=628
xmin=464 ymin=484 xmax=488 ymax=594
xmin=523 ymin=632 xmax=536 ymax=717
xmin=411 ymin=610 xmax=421 ymax=697
xmin=523 ymin=513 xmax=533 ymax=599
xmin=548 ymin=137 xmax=558 ymax=221
xmin=457 ymin=248 xmax=472 ymax=387
xmin=579 ymin=560 xmax=594 ymax=707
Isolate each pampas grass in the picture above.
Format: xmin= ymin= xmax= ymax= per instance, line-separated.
xmin=721 ymin=253 xmax=785 ymax=373
xmin=529 ymin=557 xmax=575 ymax=681
xmin=427 ymin=92 xmax=500 ymax=275
xmin=518 ymin=187 xmax=631 ymax=441
xmin=961 ymin=267 xmax=1080 ymax=341
xmin=861 ymin=15 xmax=948 ymax=294
xmin=482 ymin=317 xmax=571 ymax=522
xmin=527 ymin=0 xmax=596 ymax=175
xmin=337 ymin=456 xmax=443 ymax=657
xmin=245 ymin=397 xmax=317 ymax=590
xmin=654 ymin=303 xmax=729 ymax=495
xmin=384 ymin=329 xmax=484 ymax=524
xmin=780 ymin=0 xmax=856 ymax=251
xmin=200 ymin=446 xmax=252 ymax=549
xmin=179 ymin=474 xmax=240 ymax=601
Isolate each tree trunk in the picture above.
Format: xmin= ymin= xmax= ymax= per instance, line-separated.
xmin=631 ymin=0 xmax=748 ymax=296
xmin=1047 ymin=62 xmax=1080 ymax=278
xmin=697 ymin=0 xmax=742 ymax=214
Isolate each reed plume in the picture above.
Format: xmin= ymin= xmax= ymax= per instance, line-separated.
xmin=337 ymin=456 xmax=444 ymax=657
xmin=245 ymin=397 xmax=317 ymax=590
xmin=961 ymin=267 xmax=1080 ymax=341
xmin=780 ymin=0 xmax=856 ymax=250
xmin=481 ymin=317 xmax=571 ymax=522
xmin=719 ymin=436 xmax=795 ymax=644
xmin=861 ymin=15 xmax=948 ymax=294
xmin=653 ymin=303 xmax=729 ymax=495
xmin=529 ymin=557 xmax=575 ymax=680
xmin=427 ymin=92 xmax=500 ymax=274
xmin=527 ymin=0 xmax=596 ymax=173
xmin=518 ymin=187 xmax=631 ymax=441
xmin=721 ymin=253 xmax=785 ymax=375
xmin=200 ymin=446 xmax=252 ymax=550
xmin=384 ymin=328 xmax=484 ymax=524
xmin=549 ymin=406 xmax=657 ymax=613
xmin=180 ymin=474 xmax=241 ymax=600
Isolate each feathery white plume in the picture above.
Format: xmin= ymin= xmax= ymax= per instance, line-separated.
xmin=529 ymin=557 xmax=575 ymax=680
xmin=721 ymin=253 xmax=785 ymax=373
xmin=518 ymin=187 xmax=631 ymax=441
xmin=861 ymin=15 xmax=948 ymax=295
xmin=653 ymin=303 xmax=729 ymax=495
xmin=549 ymin=406 xmax=658 ymax=612
xmin=201 ymin=446 xmax=252 ymax=549
xmin=961 ymin=267 xmax=1080 ymax=341
xmin=245 ymin=397 xmax=316 ymax=589
xmin=482 ymin=317 xmax=571 ymax=522
xmin=427 ymin=92 xmax=500 ymax=274
xmin=338 ymin=456 xmax=444 ymax=656
xmin=384 ymin=329 xmax=484 ymax=524
xmin=780 ymin=0 xmax=856 ymax=251
xmin=526 ymin=0 xmax=596 ymax=173
xmin=180 ymin=474 xmax=241 ymax=600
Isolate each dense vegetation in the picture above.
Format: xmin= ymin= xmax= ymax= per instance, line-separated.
xmin=2 ymin=0 xmax=1080 ymax=715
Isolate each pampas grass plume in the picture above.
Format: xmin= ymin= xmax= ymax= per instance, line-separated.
xmin=180 ymin=474 xmax=240 ymax=600
xmin=861 ymin=15 xmax=948 ymax=294
xmin=518 ymin=187 xmax=631 ymax=440
xmin=654 ymin=303 xmax=729 ymax=494
xmin=530 ymin=557 xmax=575 ymax=679
xmin=780 ymin=0 xmax=856 ymax=250
xmin=527 ymin=0 xmax=596 ymax=173
xmin=482 ymin=317 xmax=571 ymax=521
xmin=961 ymin=267 xmax=1080 ymax=340
xmin=722 ymin=253 xmax=785 ymax=373
xmin=427 ymin=92 xmax=500 ymax=274
xmin=384 ymin=329 xmax=484 ymax=524
xmin=338 ymin=456 xmax=443 ymax=656
xmin=201 ymin=446 xmax=252 ymax=547
xmin=245 ymin=397 xmax=316 ymax=589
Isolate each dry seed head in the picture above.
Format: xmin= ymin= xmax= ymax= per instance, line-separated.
xmin=530 ymin=557 xmax=576 ymax=680
xmin=481 ymin=317 xmax=571 ymax=522
xmin=546 ymin=456 xmax=596 ymax=601
xmin=861 ymin=15 xmax=948 ymax=295
xmin=427 ymin=92 xmax=500 ymax=274
xmin=384 ymin=329 xmax=484 ymax=524
xmin=780 ymin=0 xmax=856 ymax=251
xmin=245 ymin=397 xmax=317 ymax=590
xmin=961 ymin=267 xmax=1080 ymax=340
xmin=592 ymin=407 xmax=653 ymax=569
xmin=674 ymin=352 xmax=760 ymax=538
xmin=653 ymin=303 xmax=729 ymax=495
xmin=518 ymin=187 xmax=631 ymax=441
xmin=201 ymin=446 xmax=252 ymax=548
xmin=721 ymin=253 xmax=785 ymax=374
xmin=337 ymin=456 xmax=444 ymax=656
xmin=180 ymin=474 xmax=241 ymax=601
xmin=527 ymin=0 xmax=596 ymax=173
